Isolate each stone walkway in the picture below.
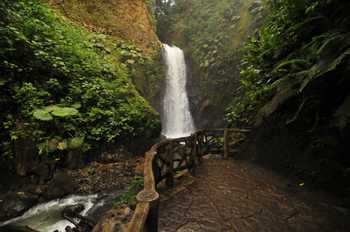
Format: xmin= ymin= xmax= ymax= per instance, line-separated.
xmin=159 ymin=156 xmax=350 ymax=232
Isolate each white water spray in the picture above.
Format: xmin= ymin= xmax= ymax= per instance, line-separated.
xmin=162 ymin=44 xmax=195 ymax=138
xmin=0 ymin=195 xmax=99 ymax=232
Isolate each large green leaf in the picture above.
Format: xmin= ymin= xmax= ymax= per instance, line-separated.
xmin=44 ymin=105 xmax=60 ymax=112
xmin=51 ymin=107 xmax=79 ymax=117
xmin=33 ymin=109 xmax=53 ymax=121
xmin=300 ymin=47 xmax=350 ymax=92
xmin=273 ymin=59 xmax=308 ymax=73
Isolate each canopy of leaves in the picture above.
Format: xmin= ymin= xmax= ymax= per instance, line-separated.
xmin=0 ymin=0 xmax=160 ymax=159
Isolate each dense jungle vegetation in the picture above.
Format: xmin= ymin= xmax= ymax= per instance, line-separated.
xmin=0 ymin=0 xmax=161 ymax=164
xmin=157 ymin=0 xmax=350 ymax=198
xmin=227 ymin=0 xmax=350 ymax=197
xmin=226 ymin=0 xmax=350 ymax=127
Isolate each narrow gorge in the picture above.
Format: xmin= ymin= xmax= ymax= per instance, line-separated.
xmin=1 ymin=0 xmax=350 ymax=232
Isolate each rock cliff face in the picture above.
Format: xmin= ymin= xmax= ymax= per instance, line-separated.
xmin=158 ymin=0 xmax=265 ymax=128
xmin=46 ymin=0 xmax=160 ymax=54
xmin=46 ymin=0 xmax=165 ymax=112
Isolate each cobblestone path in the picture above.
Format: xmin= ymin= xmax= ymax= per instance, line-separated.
xmin=159 ymin=157 xmax=350 ymax=232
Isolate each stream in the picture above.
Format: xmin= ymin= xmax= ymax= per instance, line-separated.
xmin=0 ymin=193 xmax=115 ymax=232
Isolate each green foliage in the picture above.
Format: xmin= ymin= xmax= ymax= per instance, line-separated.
xmin=115 ymin=39 xmax=165 ymax=108
xmin=33 ymin=109 xmax=54 ymax=121
xmin=116 ymin=41 xmax=149 ymax=71
xmin=226 ymin=0 xmax=350 ymax=126
xmin=114 ymin=176 xmax=144 ymax=207
xmin=146 ymin=0 xmax=157 ymax=24
xmin=33 ymin=105 xmax=79 ymax=121
xmin=0 ymin=0 xmax=160 ymax=159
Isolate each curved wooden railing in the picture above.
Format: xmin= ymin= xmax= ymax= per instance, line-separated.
xmin=124 ymin=128 xmax=250 ymax=232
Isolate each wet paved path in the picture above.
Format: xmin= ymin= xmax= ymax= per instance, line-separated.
xmin=159 ymin=157 xmax=350 ymax=232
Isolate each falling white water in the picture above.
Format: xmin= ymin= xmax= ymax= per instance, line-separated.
xmin=162 ymin=44 xmax=195 ymax=138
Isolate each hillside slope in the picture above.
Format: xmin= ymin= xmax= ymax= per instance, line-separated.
xmin=45 ymin=0 xmax=166 ymax=113
xmin=46 ymin=0 xmax=160 ymax=54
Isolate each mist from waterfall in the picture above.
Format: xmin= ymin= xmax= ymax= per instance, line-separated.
xmin=162 ymin=44 xmax=195 ymax=138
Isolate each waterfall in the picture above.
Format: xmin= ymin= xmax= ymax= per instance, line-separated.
xmin=162 ymin=44 xmax=195 ymax=138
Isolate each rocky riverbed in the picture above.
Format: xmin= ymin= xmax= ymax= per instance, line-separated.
xmin=0 ymin=155 xmax=144 ymax=224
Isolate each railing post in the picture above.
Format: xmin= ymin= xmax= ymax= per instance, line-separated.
xmin=166 ymin=144 xmax=174 ymax=188
xmin=195 ymin=132 xmax=200 ymax=163
xmin=198 ymin=132 xmax=203 ymax=158
xmin=136 ymin=190 xmax=160 ymax=232
xmin=203 ymin=132 xmax=207 ymax=154
xmin=145 ymin=196 xmax=159 ymax=232
xmin=189 ymin=135 xmax=197 ymax=176
xmin=224 ymin=128 xmax=229 ymax=159
xmin=153 ymin=154 xmax=161 ymax=185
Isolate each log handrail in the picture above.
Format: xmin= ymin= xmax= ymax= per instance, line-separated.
xmin=123 ymin=128 xmax=250 ymax=232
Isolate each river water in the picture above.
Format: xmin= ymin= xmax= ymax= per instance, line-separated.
xmin=161 ymin=44 xmax=195 ymax=138
xmin=0 ymin=194 xmax=108 ymax=232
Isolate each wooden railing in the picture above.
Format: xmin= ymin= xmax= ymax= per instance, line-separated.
xmin=124 ymin=128 xmax=250 ymax=232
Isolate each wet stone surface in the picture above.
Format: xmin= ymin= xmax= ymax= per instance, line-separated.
xmin=159 ymin=157 xmax=350 ymax=232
